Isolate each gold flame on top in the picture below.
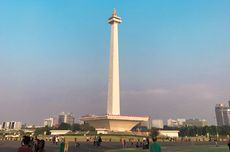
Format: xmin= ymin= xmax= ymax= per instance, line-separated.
xmin=112 ymin=8 xmax=117 ymax=16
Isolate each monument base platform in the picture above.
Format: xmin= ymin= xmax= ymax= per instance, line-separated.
xmin=80 ymin=114 xmax=149 ymax=132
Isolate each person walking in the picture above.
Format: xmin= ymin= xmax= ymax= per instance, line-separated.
xmin=18 ymin=136 xmax=33 ymax=152
xmin=38 ymin=140 xmax=45 ymax=152
xmin=93 ymin=136 xmax=97 ymax=146
xmin=97 ymin=136 xmax=102 ymax=146
xmin=34 ymin=136 xmax=40 ymax=152
xmin=228 ymin=139 xmax=230 ymax=151
xmin=149 ymin=137 xmax=161 ymax=152
xmin=146 ymin=137 xmax=150 ymax=149
xmin=123 ymin=139 xmax=126 ymax=148
xmin=74 ymin=138 xmax=80 ymax=150
xmin=60 ymin=138 xmax=68 ymax=152
xmin=55 ymin=136 xmax=59 ymax=145
xmin=60 ymin=139 xmax=65 ymax=152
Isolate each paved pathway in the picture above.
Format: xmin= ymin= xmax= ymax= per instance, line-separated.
xmin=0 ymin=141 xmax=59 ymax=152
xmin=0 ymin=140 xmax=228 ymax=152
xmin=0 ymin=141 xmax=123 ymax=152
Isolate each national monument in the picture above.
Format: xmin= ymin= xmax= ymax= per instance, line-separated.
xmin=80 ymin=9 xmax=149 ymax=132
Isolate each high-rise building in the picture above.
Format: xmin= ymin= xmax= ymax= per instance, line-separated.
xmin=1 ymin=121 xmax=22 ymax=130
xmin=152 ymin=120 xmax=164 ymax=129
xmin=2 ymin=122 xmax=10 ymax=129
xmin=58 ymin=112 xmax=75 ymax=125
xmin=44 ymin=117 xmax=55 ymax=127
xmin=167 ymin=119 xmax=179 ymax=127
xmin=167 ymin=118 xmax=185 ymax=127
xmin=215 ymin=103 xmax=230 ymax=126
xmin=14 ymin=122 xmax=22 ymax=130
xmin=177 ymin=119 xmax=186 ymax=126
xmin=184 ymin=119 xmax=208 ymax=127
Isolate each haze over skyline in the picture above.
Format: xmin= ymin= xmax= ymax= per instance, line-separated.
xmin=0 ymin=0 xmax=230 ymax=125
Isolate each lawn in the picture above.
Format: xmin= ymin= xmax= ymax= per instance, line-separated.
xmin=107 ymin=145 xmax=228 ymax=152
xmin=165 ymin=145 xmax=228 ymax=152
xmin=107 ymin=148 xmax=147 ymax=152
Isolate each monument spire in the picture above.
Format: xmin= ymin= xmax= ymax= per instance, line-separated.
xmin=112 ymin=8 xmax=117 ymax=16
xmin=107 ymin=9 xmax=122 ymax=115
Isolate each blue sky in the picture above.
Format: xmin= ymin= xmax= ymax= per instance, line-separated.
xmin=0 ymin=0 xmax=230 ymax=125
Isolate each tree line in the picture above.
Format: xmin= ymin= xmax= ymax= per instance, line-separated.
xmin=164 ymin=125 xmax=230 ymax=137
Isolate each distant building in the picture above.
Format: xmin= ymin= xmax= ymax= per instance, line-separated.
xmin=184 ymin=119 xmax=208 ymax=127
xmin=58 ymin=112 xmax=75 ymax=125
xmin=50 ymin=130 xmax=72 ymax=135
xmin=25 ymin=124 xmax=35 ymax=129
xmin=167 ymin=119 xmax=178 ymax=127
xmin=44 ymin=117 xmax=55 ymax=127
xmin=2 ymin=122 xmax=10 ymax=129
xmin=177 ymin=119 xmax=186 ymax=126
xmin=159 ymin=130 xmax=179 ymax=138
xmin=14 ymin=122 xmax=22 ymax=130
xmin=215 ymin=103 xmax=230 ymax=126
xmin=167 ymin=118 xmax=185 ymax=127
xmin=152 ymin=120 xmax=164 ymax=129
xmin=140 ymin=116 xmax=152 ymax=129
xmin=1 ymin=121 xmax=22 ymax=130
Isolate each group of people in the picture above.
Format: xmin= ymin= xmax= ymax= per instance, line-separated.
xmin=142 ymin=137 xmax=150 ymax=149
xmin=18 ymin=136 xmax=45 ymax=152
xmin=51 ymin=136 xmax=59 ymax=145
xmin=135 ymin=137 xmax=150 ymax=149
xmin=133 ymin=137 xmax=160 ymax=152
xmin=17 ymin=135 xmax=161 ymax=152
xmin=93 ymin=136 xmax=102 ymax=146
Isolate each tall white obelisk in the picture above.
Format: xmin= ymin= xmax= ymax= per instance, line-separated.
xmin=107 ymin=9 xmax=122 ymax=115
xmin=80 ymin=10 xmax=149 ymax=132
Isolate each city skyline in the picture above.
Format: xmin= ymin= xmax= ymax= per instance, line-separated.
xmin=0 ymin=1 xmax=230 ymax=125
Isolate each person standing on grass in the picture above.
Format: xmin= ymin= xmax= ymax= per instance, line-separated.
xmin=228 ymin=139 xmax=230 ymax=151
xmin=60 ymin=138 xmax=66 ymax=152
xmin=34 ymin=136 xmax=40 ymax=152
xmin=149 ymin=137 xmax=161 ymax=152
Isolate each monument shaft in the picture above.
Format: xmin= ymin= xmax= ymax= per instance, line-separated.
xmin=80 ymin=10 xmax=149 ymax=132
xmin=107 ymin=9 xmax=122 ymax=115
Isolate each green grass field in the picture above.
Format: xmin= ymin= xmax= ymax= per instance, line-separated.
xmin=107 ymin=149 xmax=147 ymax=152
xmin=107 ymin=145 xmax=228 ymax=152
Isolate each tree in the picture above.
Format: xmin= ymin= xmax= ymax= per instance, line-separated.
xmin=150 ymin=128 xmax=159 ymax=138
xmin=34 ymin=126 xmax=51 ymax=136
xmin=58 ymin=123 xmax=71 ymax=130
xmin=175 ymin=125 xmax=230 ymax=137
xmin=71 ymin=123 xmax=81 ymax=131
xmin=80 ymin=123 xmax=95 ymax=131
